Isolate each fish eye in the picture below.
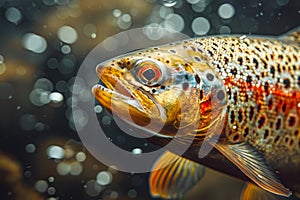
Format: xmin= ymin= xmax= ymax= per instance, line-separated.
xmin=133 ymin=59 xmax=165 ymax=86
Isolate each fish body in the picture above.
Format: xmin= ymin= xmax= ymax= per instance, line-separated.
xmin=93 ymin=29 xmax=300 ymax=199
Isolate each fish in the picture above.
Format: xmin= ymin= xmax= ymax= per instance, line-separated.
xmin=92 ymin=28 xmax=300 ymax=199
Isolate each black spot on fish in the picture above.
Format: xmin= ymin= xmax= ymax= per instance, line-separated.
xmin=264 ymin=129 xmax=269 ymax=139
xmin=170 ymin=49 xmax=176 ymax=53
xmin=206 ymin=73 xmax=214 ymax=81
xmin=217 ymin=90 xmax=225 ymax=101
xmin=246 ymin=75 xmax=252 ymax=83
xmin=160 ymin=85 xmax=165 ymax=90
xmin=195 ymin=74 xmax=201 ymax=84
xmin=258 ymin=116 xmax=266 ymax=129
xmin=283 ymin=78 xmax=291 ymax=89
xmin=288 ymin=115 xmax=296 ymax=127
xmin=182 ymin=82 xmax=189 ymax=90
xmin=275 ymin=117 xmax=282 ymax=130
xmin=249 ymin=106 xmax=254 ymax=121
xmin=194 ymin=56 xmax=201 ymax=62
xmin=237 ymin=57 xmax=243 ymax=65
xmin=243 ymin=127 xmax=249 ymax=137
xmin=230 ymin=110 xmax=235 ymax=124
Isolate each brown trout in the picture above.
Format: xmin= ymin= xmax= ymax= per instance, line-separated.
xmin=93 ymin=28 xmax=300 ymax=199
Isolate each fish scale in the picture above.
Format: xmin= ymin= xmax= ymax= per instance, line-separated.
xmin=93 ymin=29 xmax=300 ymax=199
xmin=185 ymin=37 xmax=300 ymax=161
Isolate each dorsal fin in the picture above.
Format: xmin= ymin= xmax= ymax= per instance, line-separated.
xmin=280 ymin=27 xmax=300 ymax=43
xmin=149 ymin=151 xmax=205 ymax=199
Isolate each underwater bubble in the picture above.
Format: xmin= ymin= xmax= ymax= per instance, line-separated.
xmin=191 ymin=2 xmax=207 ymax=13
xmin=47 ymin=58 xmax=59 ymax=69
xmin=55 ymin=80 xmax=68 ymax=92
xmin=70 ymin=162 xmax=83 ymax=175
xmin=0 ymin=82 xmax=13 ymax=99
xmin=79 ymin=90 xmax=92 ymax=102
xmin=132 ymin=148 xmax=142 ymax=155
xmin=23 ymin=33 xmax=47 ymax=53
xmin=187 ymin=0 xmax=199 ymax=4
xmin=47 ymin=187 xmax=56 ymax=195
xmin=61 ymin=45 xmax=71 ymax=54
xmin=113 ymin=9 xmax=122 ymax=17
xmin=25 ymin=144 xmax=36 ymax=153
xmin=30 ymin=89 xmax=50 ymax=106
xmin=143 ymin=23 xmax=165 ymax=40
xmin=192 ymin=17 xmax=210 ymax=35
xmin=101 ymin=115 xmax=111 ymax=125
xmin=276 ymin=0 xmax=289 ymax=6
xmin=117 ymin=14 xmax=132 ymax=29
xmin=94 ymin=105 xmax=103 ymax=113
xmin=218 ymin=3 xmax=235 ymax=19
xmin=19 ymin=114 xmax=37 ymax=131
xmin=96 ymin=171 xmax=112 ymax=186
xmin=72 ymin=109 xmax=88 ymax=129
xmin=58 ymin=58 xmax=75 ymax=74
xmin=43 ymin=0 xmax=55 ymax=6
xmin=128 ymin=189 xmax=137 ymax=198
xmin=91 ymin=33 xmax=96 ymax=39
xmin=76 ymin=152 xmax=86 ymax=162
xmin=55 ymin=0 xmax=70 ymax=6
xmin=163 ymin=13 xmax=184 ymax=32
xmin=159 ymin=6 xmax=173 ymax=19
xmin=35 ymin=180 xmax=48 ymax=193
xmin=5 ymin=7 xmax=22 ymax=24
xmin=34 ymin=78 xmax=53 ymax=91
xmin=47 ymin=145 xmax=64 ymax=159
xmin=219 ymin=25 xmax=231 ymax=34
xmin=85 ymin=180 xmax=102 ymax=197
xmin=0 ymin=55 xmax=4 ymax=64
xmin=162 ymin=0 xmax=177 ymax=7
xmin=34 ymin=122 xmax=45 ymax=131
xmin=103 ymin=36 xmax=118 ymax=51
xmin=48 ymin=177 xmax=55 ymax=182
xmin=110 ymin=191 xmax=119 ymax=199
xmin=57 ymin=162 xmax=71 ymax=175
xmin=49 ymin=92 xmax=64 ymax=103
xmin=83 ymin=24 xmax=97 ymax=37
xmin=24 ymin=170 xmax=32 ymax=178
xmin=57 ymin=26 xmax=78 ymax=44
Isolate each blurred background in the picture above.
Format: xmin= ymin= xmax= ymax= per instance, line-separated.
xmin=0 ymin=0 xmax=300 ymax=199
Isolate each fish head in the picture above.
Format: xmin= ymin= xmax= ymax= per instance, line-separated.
xmin=93 ymin=45 xmax=227 ymax=140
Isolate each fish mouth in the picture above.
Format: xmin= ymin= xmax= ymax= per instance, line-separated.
xmin=92 ymin=67 xmax=145 ymax=113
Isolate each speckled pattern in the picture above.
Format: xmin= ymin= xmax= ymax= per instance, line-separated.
xmin=94 ymin=32 xmax=300 ymax=168
xmin=188 ymin=36 xmax=300 ymax=162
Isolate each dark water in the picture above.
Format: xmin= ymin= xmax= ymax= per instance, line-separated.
xmin=0 ymin=0 xmax=300 ymax=199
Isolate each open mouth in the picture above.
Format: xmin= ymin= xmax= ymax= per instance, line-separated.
xmin=92 ymin=75 xmax=144 ymax=111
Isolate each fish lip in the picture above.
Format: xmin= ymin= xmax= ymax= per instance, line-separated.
xmin=92 ymin=74 xmax=145 ymax=112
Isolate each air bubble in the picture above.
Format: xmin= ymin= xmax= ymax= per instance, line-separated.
xmin=113 ymin=9 xmax=122 ymax=17
xmin=94 ymin=105 xmax=103 ymax=113
xmin=5 ymin=7 xmax=22 ymax=24
xmin=85 ymin=180 xmax=102 ymax=197
xmin=57 ymin=162 xmax=71 ymax=175
xmin=192 ymin=17 xmax=210 ymax=35
xmin=219 ymin=25 xmax=231 ymax=34
xmin=25 ymin=144 xmax=36 ymax=153
xmin=218 ymin=3 xmax=235 ymax=19
xmin=163 ymin=13 xmax=185 ymax=32
xmin=22 ymin=33 xmax=47 ymax=53
xmin=49 ymin=92 xmax=64 ymax=103
xmin=96 ymin=171 xmax=112 ymax=186
xmin=162 ymin=0 xmax=177 ymax=7
xmin=57 ymin=26 xmax=78 ymax=44
xmin=61 ymin=45 xmax=71 ymax=54
xmin=76 ymin=152 xmax=86 ymax=162
xmin=35 ymin=180 xmax=48 ymax=193
xmin=47 ymin=145 xmax=64 ymax=159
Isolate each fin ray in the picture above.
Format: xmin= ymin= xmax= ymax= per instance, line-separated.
xmin=214 ymin=142 xmax=291 ymax=197
xmin=149 ymin=151 xmax=205 ymax=199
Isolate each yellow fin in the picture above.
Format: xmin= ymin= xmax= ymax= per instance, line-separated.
xmin=149 ymin=151 xmax=205 ymax=199
xmin=241 ymin=183 xmax=290 ymax=200
xmin=214 ymin=142 xmax=291 ymax=197
xmin=280 ymin=27 xmax=300 ymax=43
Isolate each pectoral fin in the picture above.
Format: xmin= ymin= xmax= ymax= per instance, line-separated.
xmin=241 ymin=183 xmax=290 ymax=200
xmin=214 ymin=142 xmax=291 ymax=197
xmin=149 ymin=151 xmax=205 ymax=199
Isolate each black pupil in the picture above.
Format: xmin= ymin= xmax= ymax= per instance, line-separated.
xmin=143 ymin=68 xmax=156 ymax=81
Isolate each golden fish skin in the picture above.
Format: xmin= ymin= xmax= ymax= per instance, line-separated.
xmin=93 ymin=29 xmax=300 ymax=198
